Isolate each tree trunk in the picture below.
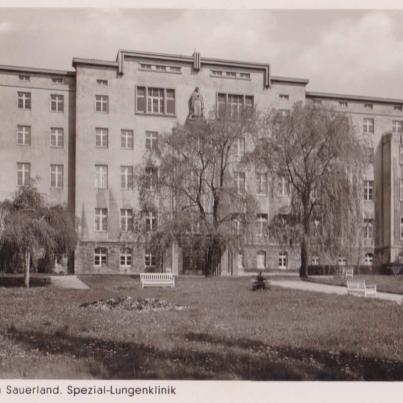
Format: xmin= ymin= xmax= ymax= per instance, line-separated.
xmin=24 ymin=250 xmax=31 ymax=288
xmin=300 ymin=238 xmax=308 ymax=279
xmin=204 ymin=237 xmax=222 ymax=277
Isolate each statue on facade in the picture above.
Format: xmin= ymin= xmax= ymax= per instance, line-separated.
xmin=188 ymin=87 xmax=204 ymax=119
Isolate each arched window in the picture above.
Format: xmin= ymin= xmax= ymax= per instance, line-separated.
xmin=278 ymin=252 xmax=287 ymax=269
xmin=94 ymin=247 xmax=107 ymax=267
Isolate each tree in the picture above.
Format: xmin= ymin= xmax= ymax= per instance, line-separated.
xmin=0 ymin=183 xmax=77 ymax=287
xmin=136 ymin=111 xmax=259 ymax=276
xmin=254 ymin=102 xmax=366 ymax=278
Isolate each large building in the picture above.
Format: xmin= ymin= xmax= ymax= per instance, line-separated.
xmin=1 ymin=49 xmax=403 ymax=275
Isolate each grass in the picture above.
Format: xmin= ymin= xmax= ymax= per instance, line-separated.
xmin=308 ymin=274 xmax=403 ymax=295
xmin=0 ymin=275 xmax=403 ymax=380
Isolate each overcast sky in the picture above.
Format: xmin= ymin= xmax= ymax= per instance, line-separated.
xmin=0 ymin=9 xmax=403 ymax=98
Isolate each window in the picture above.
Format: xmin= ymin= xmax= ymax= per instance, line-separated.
xmin=364 ymin=103 xmax=373 ymax=110
xmin=363 ymin=118 xmax=374 ymax=134
xmin=146 ymin=131 xmax=159 ymax=150
xmin=169 ymin=66 xmax=181 ymax=73
xmin=50 ymin=164 xmax=63 ymax=189
xmin=237 ymin=137 xmax=245 ymax=158
xmin=136 ymin=86 xmax=175 ymax=116
xmin=145 ymin=211 xmax=157 ymax=231
xmin=140 ymin=63 xmax=152 ymax=70
xmin=364 ymin=180 xmax=374 ymax=201
xmin=363 ymin=218 xmax=373 ymax=240
xmin=121 ymin=166 xmax=134 ymax=190
xmin=211 ymin=70 xmax=223 ymax=77
xmin=217 ymin=93 xmax=253 ymax=119
xmin=51 ymin=128 xmax=64 ymax=148
xmin=95 ymin=128 xmax=108 ymax=148
xmin=279 ymin=94 xmax=289 ymax=100
xmin=52 ymin=77 xmax=63 ymax=84
xmin=19 ymin=74 xmax=30 ymax=81
xmin=17 ymin=125 xmax=31 ymax=145
xmin=257 ymin=251 xmax=266 ymax=269
xmin=95 ymin=165 xmax=108 ymax=189
xmin=394 ymin=105 xmax=403 ymax=112
xmin=120 ymin=209 xmax=133 ymax=232
xmin=94 ymin=247 xmax=107 ymax=267
xmin=17 ymin=162 xmax=30 ymax=186
xmin=364 ymin=253 xmax=373 ymax=266
xmin=121 ymin=129 xmax=134 ymax=149
xmin=338 ymin=257 xmax=347 ymax=266
xmin=120 ymin=248 xmax=132 ymax=267
xmin=278 ymin=176 xmax=290 ymax=197
xmin=51 ymin=94 xmax=64 ymax=112
xmin=226 ymin=71 xmax=236 ymax=78
xmin=97 ymin=79 xmax=108 ymax=86
xmin=393 ymin=120 xmax=403 ymax=134
xmin=239 ymin=72 xmax=250 ymax=79
xmin=235 ymin=172 xmax=246 ymax=194
xmin=95 ymin=95 xmax=109 ymax=113
xmin=95 ymin=208 xmax=108 ymax=232
xmin=400 ymin=217 xmax=403 ymax=240
xmin=18 ymin=92 xmax=31 ymax=109
xmin=145 ymin=252 xmax=156 ymax=269
xmin=145 ymin=167 xmax=158 ymax=190
xmin=311 ymin=256 xmax=319 ymax=265
xmin=365 ymin=147 xmax=374 ymax=164
xmin=256 ymin=214 xmax=268 ymax=236
xmin=278 ymin=252 xmax=288 ymax=269
xmin=339 ymin=101 xmax=348 ymax=108
xmin=155 ymin=65 xmax=167 ymax=71
xmin=256 ymin=173 xmax=268 ymax=195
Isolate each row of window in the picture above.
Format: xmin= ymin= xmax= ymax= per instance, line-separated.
xmin=94 ymin=246 xmax=156 ymax=268
xmin=211 ymin=70 xmax=251 ymax=80
xmin=18 ymin=74 xmax=64 ymax=84
xmin=312 ymin=98 xmax=403 ymax=113
xmin=16 ymin=126 xmax=65 ymax=147
xmin=94 ymin=128 xmax=158 ymax=150
xmin=139 ymin=63 xmax=182 ymax=74
xmin=362 ymin=118 xmax=403 ymax=134
xmin=17 ymin=162 xmax=63 ymax=188
xmin=17 ymin=92 xmax=64 ymax=112
xmin=95 ymin=208 xmax=157 ymax=232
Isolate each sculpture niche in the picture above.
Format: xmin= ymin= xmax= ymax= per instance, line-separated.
xmin=187 ymin=87 xmax=204 ymax=120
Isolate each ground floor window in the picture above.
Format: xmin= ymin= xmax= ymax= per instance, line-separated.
xmin=364 ymin=253 xmax=373 ymax=266
xmin=338 ymin=257 xmax=347 ymax=266
xmin=278 ymin=252 xmax=287 ymax=269
xmin=311 ymin=256 xmax=319 ymax=265
xmin=94 ymin=247 xmax=107 ymax=267
xmin=120 ymin=248 xmax=132 ymax=267
xmin=145 ymin=252 xmax=156 ymax=269
xmin=257 ymin=251 xmax=266 ymax=269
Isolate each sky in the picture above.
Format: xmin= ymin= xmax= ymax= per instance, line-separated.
xmin=1 ymin=8 xmax=403 ymax=98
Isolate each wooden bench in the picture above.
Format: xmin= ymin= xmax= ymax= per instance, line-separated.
xmin=347 ymin=280 xmax=377 ymax=297
xmin=140 ymin=273 xmax=175 ymax=288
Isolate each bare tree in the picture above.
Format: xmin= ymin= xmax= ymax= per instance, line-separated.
xmin=254 ymin=102 xmax=366 ymax=278
xmin=136 ymin=111 xmax=259 ymax=276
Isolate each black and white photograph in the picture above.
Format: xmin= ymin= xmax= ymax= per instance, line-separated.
xmin=0 ymin=3 xmax=403 ymax=401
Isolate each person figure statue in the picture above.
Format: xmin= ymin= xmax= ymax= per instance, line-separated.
xmin=188 ymin=86 xmax=204 ymax=119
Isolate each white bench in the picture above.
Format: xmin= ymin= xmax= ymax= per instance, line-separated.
xmin=140 ymin=273 xmax=175 ymax=288
xmin=347 ymin=280 xmax=377 ymax=297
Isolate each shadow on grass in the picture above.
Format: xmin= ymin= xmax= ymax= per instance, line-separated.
xmin=5 ymin=327 xmax=403 ymax=380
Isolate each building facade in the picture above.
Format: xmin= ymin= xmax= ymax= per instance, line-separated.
xmin=1 ymin=49 xmax=403 ymax=275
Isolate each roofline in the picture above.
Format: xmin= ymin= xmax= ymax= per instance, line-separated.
xmin=306 ymin=91 xmax=403 ymax=105
xmin=117 ymin=49 xmax=272 ymax=88
xmin=0 ymin=64 xmax=74 ymax=77
xmin=72 ymin=58 xmax=119 ymax=69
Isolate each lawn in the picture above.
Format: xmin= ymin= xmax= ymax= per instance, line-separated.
xmin=0 ymin=275 xmax=403 ymax=380
xmin=308 ymin=274 xmax=403 ymax=295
